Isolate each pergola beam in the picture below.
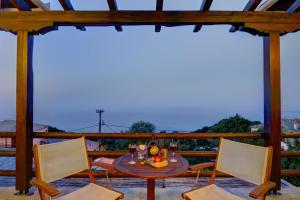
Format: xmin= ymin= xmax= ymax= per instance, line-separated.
xmin=155 ymin=0 xmax=163 ymax=32
xmin=107 ymin=0 xmax=122 ymax=32
xmin=193 ymin=0 xmax=213 ymax=32
xmin=230 ymin=0 xmax=263 ymax=32
xmin=288 ymin=0 xmax=300 ymax=13
xmin=58 ymin=0 xmax=85 ymax=31
xmin=1 ymin=11 xmax=300 ymax=27
xmin=9 ymin=0 xmax=30 ymax=11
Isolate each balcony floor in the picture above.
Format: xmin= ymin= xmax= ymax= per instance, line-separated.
xmin=0 ymin=178 xmax=299 ymax=200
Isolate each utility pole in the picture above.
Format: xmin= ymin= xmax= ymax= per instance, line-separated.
xmin=96 ymin=109 xmax=104 ymax=150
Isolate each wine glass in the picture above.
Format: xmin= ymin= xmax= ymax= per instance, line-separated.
xmin=128 ymin=144 xmax=136 ymax=164
xmin=169 ymin=142 xmax=177 ymax=162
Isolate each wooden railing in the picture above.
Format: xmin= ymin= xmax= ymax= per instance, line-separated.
xmin=0 ymin=131 xmax=299 ymax=178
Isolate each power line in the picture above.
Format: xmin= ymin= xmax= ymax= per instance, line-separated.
xmin=103 ymin=123 xmax=130 ymax=129
xmin=68 ymin=124 xmax=98 ymax=132
xmin=104 ymin=124 xmax=117 ymax=132
xmin=68 ymin=122 xmax=190 ymax=133
xmin=104 ymin=122 xmax=190 ymax=133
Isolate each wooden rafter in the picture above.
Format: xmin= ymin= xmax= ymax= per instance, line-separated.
xmin=256 ymin=0 xmax=279 ymax=11
xmin=107 ymin=0 xmax=122 ymax=32
xmin=288 ymin=0 xmax=300 ymax=13
xmin=58 ymin=0 xmax=73 ymax=10
xmin=58 ymin=0 xmax=86 ymax=31
xmin=193 ymin=0 xmax=213 ymax=32
xmin=9 ymin=0 xmax=31 ymax=11
xmin=155 ymin=0 xmax=163 ymax=32
xmin=264 ymin=0 xmax=295 ymax=11
xmin=230 ymin=0 xmax=263 ymax=32
xmin=30 ymin=0 xmax=49 ymax=10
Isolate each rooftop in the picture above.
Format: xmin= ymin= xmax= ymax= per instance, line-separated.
xmin=0 ymin=120 xmax=48 ymax=132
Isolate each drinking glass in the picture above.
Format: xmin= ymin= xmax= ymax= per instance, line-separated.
xmin=169 ymin=142 xmax=177 ymax=162
xmin=128 ymin=144 xmax=136 ymax=164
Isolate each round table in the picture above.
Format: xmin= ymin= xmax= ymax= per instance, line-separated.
xmin=113 ymin=154 xmax=189 ymax=200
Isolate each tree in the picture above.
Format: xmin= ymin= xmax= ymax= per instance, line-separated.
xmin=185 ymin=114 xmax=264 ymax=165
xmin=48 ymin=126 xmax=65 ymax=132
xmin=208 ymin=114 xmax=258 ymax=133
xmin=129 ymin=121 xmax=155 ymax=133
xmin=108 ymin=121 xmax=156 ymax=150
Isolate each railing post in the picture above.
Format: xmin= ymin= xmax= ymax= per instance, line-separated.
xmin=263 ymin=32 xmax=281 ymax=191
xmin=16 ymin=31 xmax=34 ymax=194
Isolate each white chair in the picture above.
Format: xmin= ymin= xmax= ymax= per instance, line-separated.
xmin=30 ymin=137 xmax=124 ymax=200
xmin=182 ymin=138 xmax=275 ymax=200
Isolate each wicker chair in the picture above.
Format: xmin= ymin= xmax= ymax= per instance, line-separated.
xmin=182 ymin=138 xmax=276 ymax=200
xmin=30 ymin=137 xmax=124 ymax=200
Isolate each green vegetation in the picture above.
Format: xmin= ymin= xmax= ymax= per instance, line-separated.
xmin=181 ymin=114 xmax=264 ymax=164
xmin=282 ymin=138 xmax=300 ymax=186
xmin=129 ymin=121 xmax=156 ymax=133
xmin=106 ymin=121 xmax=156 ymax=151
xmin=206 ymin=114 xmax=260 ymax=133
xmin=48 ymin=126 xmax=65 ymax=132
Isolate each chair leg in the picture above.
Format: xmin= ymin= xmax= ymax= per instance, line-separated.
xmin=39 ymin=189 xmax=46 ymax=200
xmin=194 ymin=171 xmax=200 ymax=186
xmin=105 ymin=170 xmax=113 ymax=186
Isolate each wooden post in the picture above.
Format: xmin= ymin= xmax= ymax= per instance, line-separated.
xmin=263 ymin=32 xmax=281 ymax=191
xmin=15 ymin=31 xmax=34 ymax=193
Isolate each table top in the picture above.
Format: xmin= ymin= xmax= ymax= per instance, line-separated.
xmin=113 ymin=154 xmax=189 ymax=179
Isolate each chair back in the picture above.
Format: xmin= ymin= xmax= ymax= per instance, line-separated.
xmin=34 ymin=137 xmax=89 ymax=183
xmin=216 ymin=138 xmax=273 ymax=185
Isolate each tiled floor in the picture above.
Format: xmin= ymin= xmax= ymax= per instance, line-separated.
xmin=0 ymin=178 xmax=299 ymax=200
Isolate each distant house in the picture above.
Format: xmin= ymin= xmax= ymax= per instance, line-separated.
xmin=292 ymin=119 xmax=300 ymax=130
xmin=250 ymin=118 xmax=300 ymax=133
xmin=282 ymin=119 xmax=295 ymax=131
xmin=85 ymin=140 xmax=100 ymax=151
xmin=249 ymin=119 xmax=300 ymax=151
xmin=0 ymin=120 xmax=48 ymax=148
xmin=0 ymin=120 xmax=99 ymax=151
xmin=250 ymin=124 xmax=264 ymax=132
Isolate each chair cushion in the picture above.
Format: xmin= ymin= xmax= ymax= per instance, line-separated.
xmin=57 ymin=183 xmax=122 ymax=200
xmin=184 ymin=184 xmax=245 ymax=200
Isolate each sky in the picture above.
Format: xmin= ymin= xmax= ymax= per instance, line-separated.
xmin=0 ymin=0 xmax=300 ymax=132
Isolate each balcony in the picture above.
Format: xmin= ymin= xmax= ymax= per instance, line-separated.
xmin=1 ymin=0 xmax=300 ymax=199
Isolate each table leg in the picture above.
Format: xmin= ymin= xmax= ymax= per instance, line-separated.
xmin=147 ymin=179 xmax=155 ymax=200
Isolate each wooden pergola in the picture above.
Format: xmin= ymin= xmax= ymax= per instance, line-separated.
xmin=1 ymin=0 xmax=300 ymax=194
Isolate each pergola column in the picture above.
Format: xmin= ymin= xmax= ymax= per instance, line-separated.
xmin=263 ymin=32 xmax=281 ymax=191
xmin=15 ymin=31 xmax=34 ymax=193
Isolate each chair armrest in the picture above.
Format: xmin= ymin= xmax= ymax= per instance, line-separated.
xmin=249 ymin=181 xmax=276 ymax=199
xmin=188 ymin=162 xmax=215 ymax=171
xmin=90 ymin=161 xmax=114 ymax=171
xmin=30 ymin=178 xmax=60 ymax=197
